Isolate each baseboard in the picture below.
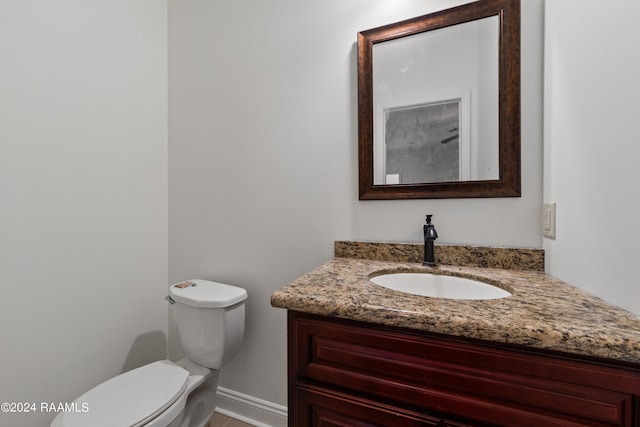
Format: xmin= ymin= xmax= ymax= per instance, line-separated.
xmin=215 ymin=386 xmax=288 ymax=427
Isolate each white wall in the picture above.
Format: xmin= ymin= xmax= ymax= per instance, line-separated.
xmin=0 ymin=1 xmax=168 ymax=426
xmin=544 ymin=0 xmax=640 ymax=316
xmin=168 ymin=0 xmax=544 ymax=416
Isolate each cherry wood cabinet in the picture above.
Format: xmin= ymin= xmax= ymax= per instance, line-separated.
xmin=288 ymin=311 xmax=640 ymax=427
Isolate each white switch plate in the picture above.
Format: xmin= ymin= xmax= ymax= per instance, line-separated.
xmin=543 ymin=202 xmax=556 ymax=239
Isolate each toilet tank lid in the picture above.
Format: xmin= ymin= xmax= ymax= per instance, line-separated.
xmin=169 ymin=279 xmax=248 ymax=308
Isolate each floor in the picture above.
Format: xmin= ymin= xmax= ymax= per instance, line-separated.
xmin=208 ymin=412 xmax=255 ymax=427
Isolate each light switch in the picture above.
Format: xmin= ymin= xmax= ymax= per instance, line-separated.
xmin=543 ymin=202 xmax=556 ymax=239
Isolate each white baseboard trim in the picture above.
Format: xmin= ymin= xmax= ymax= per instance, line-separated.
xmin=215 ymin=386 xmax=288 ymax=427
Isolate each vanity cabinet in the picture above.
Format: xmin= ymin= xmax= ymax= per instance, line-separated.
xmin=288 ymin=311 xmax=640 ymax=427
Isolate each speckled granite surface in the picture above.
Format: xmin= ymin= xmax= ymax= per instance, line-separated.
xmin=271 ymin=257 xmax=640 ymax=364
xmin=335 ymin=241 xmax=544 ymax=271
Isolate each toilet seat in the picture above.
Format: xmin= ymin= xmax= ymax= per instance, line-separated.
xmin=51 ymin=360 xmax=189 ymax=427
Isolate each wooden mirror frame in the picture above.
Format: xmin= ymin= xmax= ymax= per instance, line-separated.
xmin=358 ymin=0 xmax=520 ymax=200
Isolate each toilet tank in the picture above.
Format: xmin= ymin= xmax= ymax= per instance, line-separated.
xmin=168 ymin=280 xmax=247 ymax=369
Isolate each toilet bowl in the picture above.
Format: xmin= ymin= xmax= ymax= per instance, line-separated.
xmin=51 ymin=280 xmax=247 ymax=427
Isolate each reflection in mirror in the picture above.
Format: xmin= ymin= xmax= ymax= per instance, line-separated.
xmin=358 ymin=0 xmax=520 ymax=199
xmin=373 ymin=16 xmax=498 ymax=185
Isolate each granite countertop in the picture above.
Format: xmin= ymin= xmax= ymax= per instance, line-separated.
xmin=271 ymin=256 xmax=640 ymax=364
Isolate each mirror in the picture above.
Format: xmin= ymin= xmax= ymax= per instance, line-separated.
xmin=358 ymin=0 xmax=520 ymax=199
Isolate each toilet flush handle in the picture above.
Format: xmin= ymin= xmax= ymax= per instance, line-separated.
xmin=165 ymin=295 xmax=176 ymax=304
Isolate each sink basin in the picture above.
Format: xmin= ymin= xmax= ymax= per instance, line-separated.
xmin=370 ymin=272 xmax=511 ymax=300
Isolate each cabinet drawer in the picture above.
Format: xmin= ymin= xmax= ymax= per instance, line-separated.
xmin=295 ymin=383 xmax=441 ymax=427
xmin=292 ymin=313 xmax=639 ymax=427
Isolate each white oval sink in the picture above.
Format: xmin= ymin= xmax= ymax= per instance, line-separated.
xmin=370 ymin=273 xmax=511 ymax=300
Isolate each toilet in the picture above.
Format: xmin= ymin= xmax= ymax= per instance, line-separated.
xmin=51 ymin=279 xmax=247 ymax=427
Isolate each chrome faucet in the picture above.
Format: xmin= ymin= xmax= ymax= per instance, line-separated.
xmin=423 ymin=214 xmax=438 ymax=267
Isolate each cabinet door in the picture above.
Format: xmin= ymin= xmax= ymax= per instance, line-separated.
xmin=295 ymin=383 xmax=441 ymax=427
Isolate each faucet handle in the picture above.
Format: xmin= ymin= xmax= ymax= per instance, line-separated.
xmin=426 ymin=214 xmax=433 ymax=224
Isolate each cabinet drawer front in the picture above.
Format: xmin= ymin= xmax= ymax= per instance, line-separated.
xmin=296 ymin=383 xmax=441 ymax=427
xmin=293 ymin=315 xmax=638 ymax=427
